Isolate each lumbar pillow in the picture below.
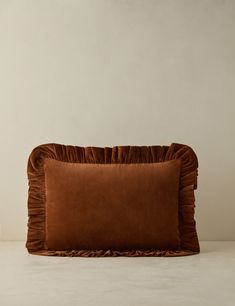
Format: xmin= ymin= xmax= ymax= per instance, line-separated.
xmin=26 ymin=143 xmax=200 ymax=257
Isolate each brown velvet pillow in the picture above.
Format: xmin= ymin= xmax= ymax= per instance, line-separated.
xmin=26 ymin=143 xmax=200 ymax=257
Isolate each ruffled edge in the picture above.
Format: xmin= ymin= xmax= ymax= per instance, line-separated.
xmin=26 ymin=143 xmax=200 ymax=257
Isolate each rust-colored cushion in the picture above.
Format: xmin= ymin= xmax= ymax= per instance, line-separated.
xmin=26 ymin=143 xmax=200 ymax=257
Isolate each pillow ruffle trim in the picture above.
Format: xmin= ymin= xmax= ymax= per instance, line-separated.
xmin=26 ymin=143 xmax=200 ymax=257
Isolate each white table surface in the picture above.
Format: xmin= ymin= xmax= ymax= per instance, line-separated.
xmin=0 ymin=241 xmax=234 ymax=306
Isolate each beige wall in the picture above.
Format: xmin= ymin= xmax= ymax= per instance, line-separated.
xmin=0 ymin=0 xmax=234 ymax=241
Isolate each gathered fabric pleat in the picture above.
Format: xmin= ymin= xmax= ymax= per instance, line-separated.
xmin=26 ymin=142 xmax=200 ymax=257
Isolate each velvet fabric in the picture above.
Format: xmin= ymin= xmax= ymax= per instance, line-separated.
xmin=45 ymin=159 xmax=181 ymax=251
xmin=26 ymin=143 xmax=200 ymax=257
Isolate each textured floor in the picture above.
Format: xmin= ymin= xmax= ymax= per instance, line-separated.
xmin=0 ymin=241 xmax=235 ymax=306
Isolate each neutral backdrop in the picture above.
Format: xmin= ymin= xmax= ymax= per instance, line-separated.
xmin=0 ymin=0 xmax=234 ymax=241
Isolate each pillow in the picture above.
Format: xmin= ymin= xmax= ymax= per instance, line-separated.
xmin=26 ymin=143 xmax=200 ymax=257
